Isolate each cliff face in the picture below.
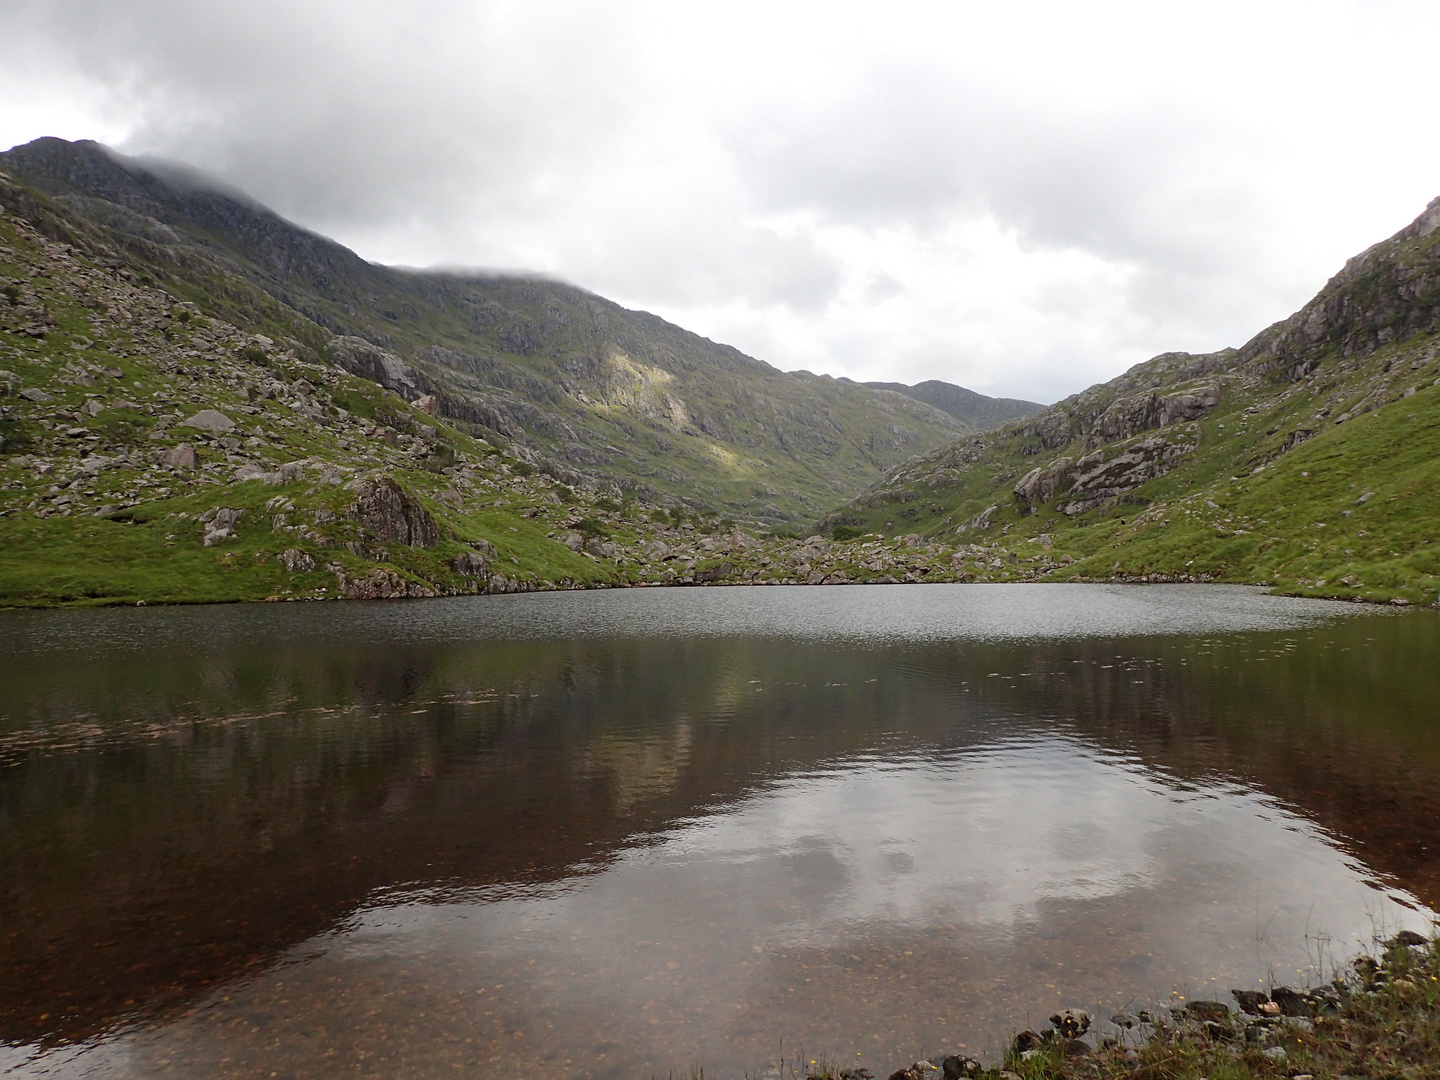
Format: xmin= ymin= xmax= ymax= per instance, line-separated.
xmin=1242 ymin=196 xmax=1440 ymax=378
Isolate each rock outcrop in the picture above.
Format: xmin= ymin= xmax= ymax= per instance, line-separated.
xmin=330 ymin=565 xmax=438 ymax=599
xmin=326 ymin=337 xmax=422 ymax=401
xmin=346 ymin=476 xmax=440 ymax=547
xmin=200 ymin=507 xmax=242 ymax=547
xmin=1082 ymin=386 xmax=1218 ymax=449
xmin=1015 ymin=436 xmax=1196 ymax=516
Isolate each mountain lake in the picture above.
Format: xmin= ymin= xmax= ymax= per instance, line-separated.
xmin=1 ymin=584 xmax=1437 ymax=1079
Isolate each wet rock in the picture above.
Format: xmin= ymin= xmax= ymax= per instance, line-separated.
xmin=940 ymin=1055 xmax=980 ymax=1080
xmin=1061 ymin=1039 xmax=1090 ymax=1058
xmin=1050 ymin=1008 xmax=1091 ymax=1038
xmin=347 ymin=476 xmax=440 ymax=547
xmin=1269 ymin=986 xmax=1311 ymax=1017
xmin=486 ymin=573 xmax=534 ymax=594
xmin=1012 ymin=1030 xmax=1043 ymax=1054
xmin=1185 ymin=1000 xmax=1232 ymax=1023
xmin=180 ymin=409 xmax=236 ymax=435
xmin=694 ymin=560 xmax=734 ymax=583
xmin=886 ymin=1062 xmax=938 ymax=1080
xmin=1231 ymin=989 xmax=1269 ymax=1014
xmin=276 ymin=548 xmax=314 ymax=573
xmin=163 ymin=443 xmax=198 ymax=470
xmin=1387 ymin=930 xmax=1428 ymax=948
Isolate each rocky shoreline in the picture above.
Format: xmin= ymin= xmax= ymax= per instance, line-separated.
xmin=819 ymin=931 xmax=1439 ymax=1080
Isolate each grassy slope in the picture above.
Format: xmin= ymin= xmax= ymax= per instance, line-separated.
xmin=0 ymin=184 xmax=626 ymax=604
xmin=0 ymin=138 xmax=969 ymax=525
xmin=822 ymin=199 xmax=1440 ymax=607
xmin=5 ymin=158 xmax=1438 ymax=608
xmin=825 ymin=343 xmax=1440 ymax=605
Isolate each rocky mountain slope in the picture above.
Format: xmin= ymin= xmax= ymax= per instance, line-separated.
xmin=822 ymin=196 xmax=1440 ymax=605
xmin=0 ymin=137 xmax=1003 ymax=526
xmin=0 ymin=167 xmax=1034 ymax=606
xmin=2 ymin=143 xmax=1435 ymax=608
xmin=863 ymin=378 xmax=1044 ymax=428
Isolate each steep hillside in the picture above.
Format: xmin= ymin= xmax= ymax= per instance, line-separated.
xmin=822 ymin=197 xmax=1440 ymax=606
xmin=862 ymin=378 xmax=1044 ymax=428
xmin=0 ymin=137 xmax=977 ymax=525
xmin=4 ymin=145 xmax=1435 ymax=608
xmin=0 ymin=169 xmax=1025 ymax=606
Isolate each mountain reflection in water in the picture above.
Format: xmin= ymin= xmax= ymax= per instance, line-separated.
xmin=0 ymin=585 xmax=1436 ymax=1079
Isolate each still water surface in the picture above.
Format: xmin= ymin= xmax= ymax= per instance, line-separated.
xmin=2 ymin=584 xmax=1438 ymax=1078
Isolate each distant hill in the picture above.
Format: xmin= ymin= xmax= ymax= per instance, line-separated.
xmin=821 ymin=194 xmax=1440 ymax=604
xmin=861 ymin=378 xmax=1043 ymax=429
xmin=0 ymin=137 xmax=968 ymax=525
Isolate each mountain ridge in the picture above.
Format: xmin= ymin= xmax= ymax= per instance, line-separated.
xmin=0 ymin=137 xmax=1028 ymax=524
xmin=1 ymin=138 xmax=1436 ymax=607
xmin=861 ymin=378 xmax=1044 ymax=428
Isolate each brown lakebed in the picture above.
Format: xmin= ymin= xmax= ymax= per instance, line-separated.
xmin=1 ymin=584 xmax=1437 ymax=1078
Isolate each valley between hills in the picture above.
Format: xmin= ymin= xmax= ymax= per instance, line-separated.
xmin=0 ymin=136 xmax=1435 ymax=608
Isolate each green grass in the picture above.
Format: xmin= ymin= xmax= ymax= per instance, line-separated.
xmin=0 ymin=142 xmax=974 ymax=527
xmin=826 ymin=331 xmax=1440 ymax=606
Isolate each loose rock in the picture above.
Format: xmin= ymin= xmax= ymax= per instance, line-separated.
xmin=181 ymin=409 xmax=236 ymax=435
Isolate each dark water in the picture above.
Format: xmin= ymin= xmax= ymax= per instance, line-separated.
xmin=2 ymin=584 xmax=1437 ymax=1078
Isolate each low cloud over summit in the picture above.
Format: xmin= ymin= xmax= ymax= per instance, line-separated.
xmin=5 ymin=0 xmax=1439 ymax=402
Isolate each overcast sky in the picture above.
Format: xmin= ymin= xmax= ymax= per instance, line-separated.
xmin=3 ymin=0 xmax=1438 ymax=403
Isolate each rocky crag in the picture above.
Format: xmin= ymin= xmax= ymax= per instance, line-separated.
xmin=0 ymin=137 xmax=1011 ymax=527
xmin=823 ymin=197 xmax=1440 ymax=606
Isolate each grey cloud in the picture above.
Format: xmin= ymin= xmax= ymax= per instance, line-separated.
xmin=5 ymin=1 xmax=1437 ymax=402
xmin=732 ymin=65 xmax=1272 ymax=275
xmin=6 ymin=2 xmax=846 ymax=315
xmin=570 ymin=215 xmax=843 ymax=314
xmin=9 ymin=0 xmax=636 ymax=229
